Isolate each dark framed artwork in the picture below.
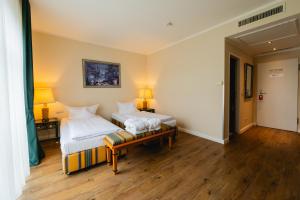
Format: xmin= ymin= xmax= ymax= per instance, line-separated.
xmin=82 ymin=59 xmax=121 ymax=88
xmin=244 ymin=63 xmax=254 ymax=99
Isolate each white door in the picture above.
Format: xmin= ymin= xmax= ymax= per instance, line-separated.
xmin=257 ymin=58 xmax=298 ymax=132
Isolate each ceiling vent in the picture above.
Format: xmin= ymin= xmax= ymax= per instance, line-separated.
xmin=238 ymin=4 xmax=285 ymax=27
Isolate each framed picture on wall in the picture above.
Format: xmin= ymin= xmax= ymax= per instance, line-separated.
xmin=244 ymin=63 xmax=253 ymax=99
xmin=82 ymin=59 xmax=121 ymax=88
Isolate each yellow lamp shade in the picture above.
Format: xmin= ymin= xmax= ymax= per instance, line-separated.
xmin=139 ymin=88 xmax=153 ymax=99
xmin=34 ymin=88 xmax=55 ymax=105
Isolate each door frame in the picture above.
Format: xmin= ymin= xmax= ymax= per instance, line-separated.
xmin=228 ymin=53 xmax=241 ymax=138
xmin=298 ymin=61 xmax=300 ymax=133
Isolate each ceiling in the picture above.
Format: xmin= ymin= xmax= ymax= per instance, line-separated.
xmin=228 ymin=15 xmax=300 ymax=56
xmin=30 ymin=0 xmax=277 ymax=55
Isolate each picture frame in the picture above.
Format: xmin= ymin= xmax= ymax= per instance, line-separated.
xmin=244 ymin=63 xmax=254 ymax=99
xmin=82 ymin=59 xmax=121 ymax=88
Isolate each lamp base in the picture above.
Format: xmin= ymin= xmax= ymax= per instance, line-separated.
xmin=42 ymin=106 xmax=49 ymax=122
xmin=142 ymin=100 xmax=148 ymax=109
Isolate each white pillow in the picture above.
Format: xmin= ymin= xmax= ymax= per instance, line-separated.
xmin=67 ymin=107 xmax=95 ymax=119
xmin=67 ymin=104 xmax=98 ymax=114
xmin=117 ymin=102 xmax=138 ymax=114
xmin=86 ymin=104 xmax=99 ymax=114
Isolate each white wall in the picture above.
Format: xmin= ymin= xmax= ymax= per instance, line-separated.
xmin=147 ymin=0 xmax=300 ymax=143
xmin=33 ymin=0 xmax=300 ymax=143
xmin=147 ymin=27 xmax=225 ymax=141
xmin=32 ymin=32 xmax=147 ymax=120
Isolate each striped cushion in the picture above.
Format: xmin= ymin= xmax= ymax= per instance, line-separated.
xmin=135 ymin=131 xmax=155 ymax=139
xmin=105 ymin=131 xmax=136 ymax=146
xmin=105 ymin=124 xmax=174 ymax=146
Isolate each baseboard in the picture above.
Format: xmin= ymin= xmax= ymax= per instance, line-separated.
xmin=178 ymin=127 xmax=228 ymax=144
xmin=239 ymin=123 xmax=256 ymax=134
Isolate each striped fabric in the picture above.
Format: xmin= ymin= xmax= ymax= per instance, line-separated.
xmin=135 ymin=131 xmax=156 ymax=139
xmin=105 ymin=131 xmax=136 ymax=146
xmin=105 ymin=124 xmax=174 ymax=146
xmin=63 ymin=146 xmax=106 ymax=174
xmin=62 ymin=146 xmax=127 ymax=174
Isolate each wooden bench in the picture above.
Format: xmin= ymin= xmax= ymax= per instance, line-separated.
xmin=104 ymin=124 xmax=176 ymax=174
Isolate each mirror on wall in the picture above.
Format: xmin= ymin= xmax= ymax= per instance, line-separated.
xmin=244 ymin=63 xmax=253 ymax=99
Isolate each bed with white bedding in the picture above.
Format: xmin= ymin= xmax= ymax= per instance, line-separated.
xmin=60 ymin=116 xmax=122 ymax=155
xmin=111 ymin=102 xmax=177 ymax=141
xmin=60 ymin=115 xmax=123 ymax=174
xmin=111 ymin=111 xmax=177 ymax=128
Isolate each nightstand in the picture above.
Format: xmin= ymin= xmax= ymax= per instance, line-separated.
xmin=35 ymin=118 xmax=60 ymax=141
xmin=138 ymin=108 xmax=155 ymax=113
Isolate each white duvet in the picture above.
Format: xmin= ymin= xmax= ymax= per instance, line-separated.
xmin=69 ymin=116 xmax=121 ymax=140
xmin=124 ymin=112 xmax=170 ymax=121
xmin=112 ymin=111 xmax=177 ymax=127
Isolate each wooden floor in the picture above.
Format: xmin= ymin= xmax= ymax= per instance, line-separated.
xmin=20 ymin=126 xmax=300 ymax=200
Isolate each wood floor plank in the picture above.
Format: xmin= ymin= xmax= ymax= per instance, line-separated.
xmin=19 ymin=126 xmax=300 ymax=200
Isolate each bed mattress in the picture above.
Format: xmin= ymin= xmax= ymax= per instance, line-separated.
xmin=60 ymin=117 xmax=121 ymax=155
xmin=112 ymin=111 xmax=176 ymax=127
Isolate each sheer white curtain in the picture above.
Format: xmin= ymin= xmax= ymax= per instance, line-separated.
xmin=0 ymin=0 xmax=30 ymax=199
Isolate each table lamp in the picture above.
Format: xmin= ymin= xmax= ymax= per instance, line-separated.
xmin=34 ymin=88 xmax=55 ymax=122
xmin=139 ymin=88 xmax=153 ymax=109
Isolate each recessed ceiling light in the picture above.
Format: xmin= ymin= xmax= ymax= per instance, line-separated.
xmin=267 ymin=41 xmax=272 ymax=44
xmin=166 ymin=22 xmax=173 ymax=27
xmin=273 ymin=48 xmax=277 ymax=51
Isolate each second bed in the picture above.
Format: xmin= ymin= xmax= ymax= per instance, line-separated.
xmin=111 ymin=110 xmax=177 ymax=129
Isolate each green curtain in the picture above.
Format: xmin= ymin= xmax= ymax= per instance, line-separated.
xmin=22 ymin=0 xmax=44 ymax=166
